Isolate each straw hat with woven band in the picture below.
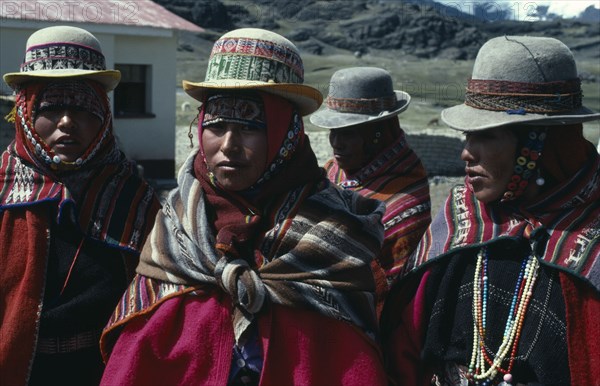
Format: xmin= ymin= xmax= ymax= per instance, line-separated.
xmin=442 ymin=35 xmax=600 ymax=131
xmin=309 ymin=67 xmax=411 ymax=129
xmin=3 ymin=25 xmax=120 ymax=91
xmin=183 ymin=28 xmax=322 ymax=116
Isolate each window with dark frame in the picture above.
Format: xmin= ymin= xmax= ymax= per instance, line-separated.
xmin=113 ymin=64 xmax=153 ymax=118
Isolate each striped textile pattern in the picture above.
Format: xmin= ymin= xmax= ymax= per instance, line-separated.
xmin=325 ymin=133 xmax=432 ymax=281
xmin=0 ymin=144 xmax=160 ymax=253
xmin=105 ymin=151 xmax=385 ymax=344
xmin=407 ymin=153 xmax=600 ymax=292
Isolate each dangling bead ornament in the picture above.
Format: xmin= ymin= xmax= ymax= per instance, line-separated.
xmin=502 ymin=128 xmax=547 ymax=201
xmin=535 ymin=169 xmax=545 ymax=186
xmin=373 ymin=131 xmax=381 ymax=144
xmin=468 ymin=246 xmax=540 ymax=385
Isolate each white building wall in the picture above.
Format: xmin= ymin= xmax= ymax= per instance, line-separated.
xmin=0 ymin=21 xmax=177 ymax=177
xmin=112 ymin=33 xmax=176 ymax=164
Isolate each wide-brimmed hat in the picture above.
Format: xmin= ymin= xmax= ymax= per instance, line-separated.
xmin=309 ymin=67 xmax=411 ymax=129
xmin=442 ymin=35 xmax=600 ymax=131
xmin=3 ymin=25 xmax=121 ymax=91
xmin=183 ymin=28 xmax=322 ymax=116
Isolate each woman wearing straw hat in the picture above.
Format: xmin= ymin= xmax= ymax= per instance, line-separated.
xmin=0 ymin=26 xmax=160 ymax=385
xmin=381 ymin=36 xmax=600 ymax=386
xmin=100 ymin=28 xmax=388 ymax=385
xmin=310 ymin=67 xmax=431 ymax=285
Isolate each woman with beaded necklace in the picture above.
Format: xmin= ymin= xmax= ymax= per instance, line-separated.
xmin=0 ymin=26 xmax=160 ymax=385
xmin=381 ymin=36 xmax=600 ymax=386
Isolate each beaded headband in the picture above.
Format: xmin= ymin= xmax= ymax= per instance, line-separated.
xmin=36 ymin=80 xmax=106 ymax=123
xmin=465 ymin=79 xmax=582 ymax=114
xmin=16 ymin=81 xmax=111 ymax=170
xmin=325 ymin=94 xmax=398 ymax=114
xmin=202 ymin=94 xmax=266 ymax=129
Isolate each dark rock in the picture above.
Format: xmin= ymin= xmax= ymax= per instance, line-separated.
xmin=298 ymin=41 xmax=324 ymax=55
xmin=288 ymin=29 xmax=312 ymax=42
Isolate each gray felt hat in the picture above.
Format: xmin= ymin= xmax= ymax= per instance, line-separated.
xmin=441 ymin=35 xmax=600 ymax=132
xmin=309 ymin=67 xmax=410 ymax=129
xmin=3 ymin=25 xmax=121 ymax=91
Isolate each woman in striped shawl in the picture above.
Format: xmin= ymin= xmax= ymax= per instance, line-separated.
xmin=0 ymin=26 xmax=160 ymax=385
xmin=310 ymin=67 xmax=432 ymax=284
xmin=382 ymin=36 xmax=600 ymax=386
xmin=100 ymin=28 xmax=389 ymax=385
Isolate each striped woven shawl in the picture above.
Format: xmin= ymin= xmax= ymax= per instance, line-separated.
xmin=0 ymin=143 xmax=159 ymax=252
xmin=407 ymin=151 xmax=600 ymax=292
xmin=109 ymin=150 xmax=386 ymax=344
xmin=325 ymin=133 xmax=431 ymax=280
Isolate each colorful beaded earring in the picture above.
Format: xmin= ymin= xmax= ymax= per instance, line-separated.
xmin=502 ymin=128 xmax=547 ymax=202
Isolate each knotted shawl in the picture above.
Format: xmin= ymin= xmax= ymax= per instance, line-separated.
xmin=325 ymin=129 xmax=431 ymax=280
xmin=104 ymin=148 xmax=386 ymax=347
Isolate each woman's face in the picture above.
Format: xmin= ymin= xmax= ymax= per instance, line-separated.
xmin=202 ymin=122 xmax=268 ymax=191
xmin=34 ymin=108 xmax=103 ymax=162
xmin=329 ymin=126 xmax=369 ymax=174
xmin=461 ymin=127 xmax=518 ymax=203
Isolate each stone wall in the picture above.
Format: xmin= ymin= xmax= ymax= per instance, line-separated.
xmin=406 ymin=133 xmax=464 ymax=176
xmin=307 ymin=129 xmax=465 ymax=177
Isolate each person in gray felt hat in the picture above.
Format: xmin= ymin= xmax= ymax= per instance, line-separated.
xmin=310 ymin=67 xmax=431 ymax=284
xmin=382 ymin=35 xmax=600 ymax=386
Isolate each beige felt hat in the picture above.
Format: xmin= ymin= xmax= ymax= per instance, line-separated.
xmin=309 ymin=67 xmax=410 ymax=129
xmin=3 ymin=25 xmax=121 ymax=91
xmin=182 ymin=28 xmax=323 ymax=116
xmin=442 ymin=35 xmax=600 ymax=132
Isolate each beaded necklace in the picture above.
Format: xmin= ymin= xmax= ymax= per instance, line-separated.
xmin=468 ymin=246 xmax=540 ymax=386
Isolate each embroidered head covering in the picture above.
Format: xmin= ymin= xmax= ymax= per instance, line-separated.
xmin=202 ymin=93 xmax=266 ymax=130
xmin=36 ymin=80 xmax=106 ymax=123
xmin=197 ymin=91 xmax=305 ymax=190
xmin=2 ymin=78 xmax=160 ymax=251
xmin=13 ymin=79 xmax=114 ymax=172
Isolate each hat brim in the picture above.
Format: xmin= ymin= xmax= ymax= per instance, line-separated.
xmin=3 ymin=70 xmax=121 ymax=91
xmin=308 ymin=91 xmax=411 ymax=129
xmin=442 ymin=103 xmax=600 ymax=132
xmin=182 ymin=79 xmax=323 ymax=116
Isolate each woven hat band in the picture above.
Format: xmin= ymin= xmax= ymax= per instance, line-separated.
xmin=465 ymin=78 xmax=582 ymax=114
xmin=21 ymin=43 xmax=107 ymax=73
xmin=326 ymin=95 xmax=398 ymax=114
xmin=207 ymin=37 xmax=304 ymax=83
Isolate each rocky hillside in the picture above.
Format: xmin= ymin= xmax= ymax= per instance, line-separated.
xmin=154 ymin=0 xmax=600 ymax=61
